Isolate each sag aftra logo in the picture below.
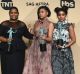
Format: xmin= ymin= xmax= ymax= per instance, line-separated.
xmin=0 ymin=0 xmax=13 ymax=10
xmin=60 ymin=0 xmax=75 ymax=8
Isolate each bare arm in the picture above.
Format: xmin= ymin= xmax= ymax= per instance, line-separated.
xmin=43 ymin=23 xmax=54 ymax=42
xmin=65 ymin=24 xmax=76 ymax=48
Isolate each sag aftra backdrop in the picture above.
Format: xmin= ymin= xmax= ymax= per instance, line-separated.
xmin=0 ymin=0 xmax=80 ymax=74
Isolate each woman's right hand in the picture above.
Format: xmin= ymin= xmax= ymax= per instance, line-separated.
xmin=0 ymin=36 xmax=8 ymax=42
xmin=40 ymin=35 xmax=46 ymax=40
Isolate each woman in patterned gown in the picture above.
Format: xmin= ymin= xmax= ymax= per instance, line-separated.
xmin=51 ymin=6 xmax=76 ymax=74
xmin=23 ymin=6 xmax=53 ymax=74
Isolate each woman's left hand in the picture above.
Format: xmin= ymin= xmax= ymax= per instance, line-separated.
xmin=40 ymin=35 xmax=46 ymax=40
xmin=57 ymin=45 xmax=63 ymax=48
xmin=57 ymin=45 xmax=67 ymax=49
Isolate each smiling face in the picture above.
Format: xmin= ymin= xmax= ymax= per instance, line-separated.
xmin=9 ymin=8 xmax=19 ymax=21
xmin=38 ymin=8 xmax=48 ymax=19
xmin=57 ymin=11 xmax=67 ymax=22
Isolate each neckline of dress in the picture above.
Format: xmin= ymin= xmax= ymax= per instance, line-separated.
xmin=38 ymin=18 xmax=48 ymax=23
xmin=9 ymin=20 xmax=19 ymax=23
xmin=58 ymin=20 xmax=68 ymax=25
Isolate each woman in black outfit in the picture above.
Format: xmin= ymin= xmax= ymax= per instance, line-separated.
xmin=0 ymin=7 xmax=33 ymax=74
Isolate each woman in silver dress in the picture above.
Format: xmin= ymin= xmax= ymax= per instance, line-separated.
xmin=51 ymin=6 xmax=76 ymax=74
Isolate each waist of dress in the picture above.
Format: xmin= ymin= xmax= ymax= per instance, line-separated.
xmin=52 ymin=40 xmax=69 ymax=45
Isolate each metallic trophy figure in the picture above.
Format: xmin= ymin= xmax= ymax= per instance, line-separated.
xmin=57 ymin=22 xmax=67 ymax=50
xmin=57 ymin=22 xmax=64 ymax=48
xmin=38 ymin=26 xmax=47 ymax=52
xmin=7 ymin=27 xmax=15 ymax=52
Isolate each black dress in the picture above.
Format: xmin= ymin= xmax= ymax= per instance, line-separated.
xmin=0 ymin=20 xmax=33 ymax=74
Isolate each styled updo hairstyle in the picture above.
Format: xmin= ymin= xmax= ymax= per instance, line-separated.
xmin=54 ymin=6 xmax=69 ymax=15
xmin=37 ymin=6 xmax=51 ymax=19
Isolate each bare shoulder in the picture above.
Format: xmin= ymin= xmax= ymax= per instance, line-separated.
xmin=34 ymin=20 xmax=39 ymax=27
xmin=49 ymin=21 xmax=54 ymax=27
xmin=68 ymin=23 xmax=75 ymax=28
xmin=68 ymin=23 xmax=75 ymax=32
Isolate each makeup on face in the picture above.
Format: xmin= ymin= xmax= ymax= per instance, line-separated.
xmin=39 ymin=9 xmax=48 ymax=19
xmin=9 ymin=9 xmax=19 ymax=21
xmin=57 ymin=11 xmax=67 ymax=22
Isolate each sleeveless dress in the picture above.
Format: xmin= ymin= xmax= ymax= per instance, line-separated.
xmin=51 ymin=21 xmax=75 ymax=74
xmin=23 ymin=18 xmax=53 ymax=74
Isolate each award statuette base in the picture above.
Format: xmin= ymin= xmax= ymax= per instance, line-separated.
xmin=57 ymin=39 xmax=63 ymax=50
xmin=40 ymin=43 xmax=47 ymax=52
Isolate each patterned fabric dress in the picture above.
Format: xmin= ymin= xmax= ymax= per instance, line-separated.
xmin=51 ymin=21 xmax=75 ymax=74
xmin=23 ymin=18 xmax=53 ymax=74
